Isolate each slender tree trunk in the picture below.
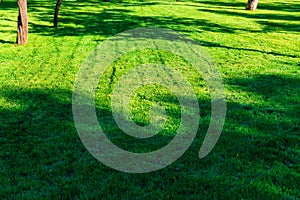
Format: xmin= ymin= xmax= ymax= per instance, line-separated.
xmin=54 ymin=0 xmax=62 ymax=28
xmin=246 ymin=0 xmax=258 ymax=10
xmin=17 ymin=0 xmax=28 ymax=45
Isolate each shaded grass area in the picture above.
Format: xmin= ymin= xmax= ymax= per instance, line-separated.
xmin=0 ymin=0 xmax=300 ymax=198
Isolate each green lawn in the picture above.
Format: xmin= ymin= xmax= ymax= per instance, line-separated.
xmin=0 ymin=0 xmax=299 ymax=199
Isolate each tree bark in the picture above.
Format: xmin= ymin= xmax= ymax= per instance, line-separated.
xmin=17 ymin=0 xmax=28 ymax=45
xmin=246 ymin=0 xmax=258 ymax=10
xmin=54 ymin=0 xmax=62 ymax=28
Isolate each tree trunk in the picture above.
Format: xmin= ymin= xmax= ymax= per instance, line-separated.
xmin=54 ymin=0 xmax=62 ymax=28
xmin=246 ymin=0 xmax=258 ymax=10
xmin=17 ymin=0 xmax=28 ymax=45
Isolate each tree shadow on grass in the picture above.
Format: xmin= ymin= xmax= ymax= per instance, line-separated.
xmin=28 ymin=6 xmax=241 ymax=38
xmin=0 ymin=72 xmax=299 ymax=198
xmin=0 ymin=39 xmax=15 ymax=44
xmin=186 ymin=0 xmax=300 ymax=12
xmin=27 ymin=0 xmax=267 ymax=38
xmin=223 ymin=73 xmax=299 ymax=172
xmin=198 ymin=6 xmax=300 ymax=22
xmin=228 ymin=73 xmax=299 ymax=131
xmin=184 ymin=0 xmax=246 ymax=9
xmin=3 ymin=0 xmax=300 ymax=39
xmin=0 ymin=0 xmax=18 ymax=10
xmin=258 ymin=20 xmax=300 ymax=33
xmin=256 ymin=1 xmax=300 ymax=12
xmin=195 ymin=7 xmax=300 ymax=32
xmin=180 ymin=0 xmax=300 ymax=33
xmin=195 ymin=40 xmax=300 ymax=58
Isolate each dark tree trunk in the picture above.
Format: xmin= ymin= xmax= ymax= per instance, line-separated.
xmin=17 ymin=0 xmax=28 ymax=45
xmin=246 ymin=0 xmax=258 ymax=10
xmin=54 ymin=0 xmax=62 ymax=28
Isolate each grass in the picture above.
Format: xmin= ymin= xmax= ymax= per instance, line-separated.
xmin=0 ymin=0 xmax=300 ymax=198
